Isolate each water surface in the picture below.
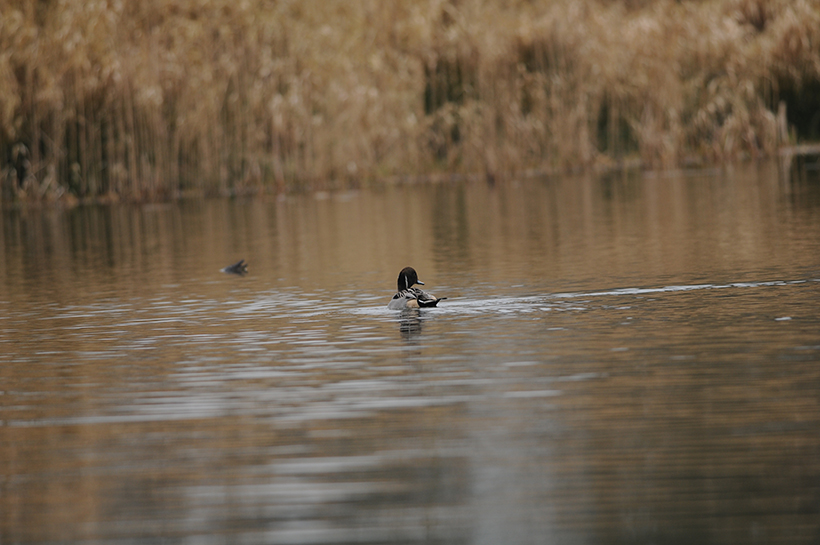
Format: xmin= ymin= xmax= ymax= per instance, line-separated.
xmin=1 ymin=164 xmax=819 ymax=544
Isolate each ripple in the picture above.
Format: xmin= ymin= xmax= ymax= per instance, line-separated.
xmin=551 ymin=278 xmax=817 ymax=300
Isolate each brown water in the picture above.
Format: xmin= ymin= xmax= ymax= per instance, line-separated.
xmin=1 ymin=163 xmax=819 ymax=545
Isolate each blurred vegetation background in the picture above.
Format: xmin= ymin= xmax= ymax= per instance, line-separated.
xmin=1 ymin=0 xmax=819 ymax=202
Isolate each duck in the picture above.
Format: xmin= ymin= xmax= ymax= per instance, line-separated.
xmin=388 ymin=267 xmax=446 ymax=310
xmin=222 ymin=259 xmax=249 ymax=275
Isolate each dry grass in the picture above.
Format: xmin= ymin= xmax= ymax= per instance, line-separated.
xmin=1 ymin=0 xmax=819 ymax=202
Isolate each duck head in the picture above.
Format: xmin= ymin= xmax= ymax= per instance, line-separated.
xmin=397 ymin=267 xmax=424 ymax=291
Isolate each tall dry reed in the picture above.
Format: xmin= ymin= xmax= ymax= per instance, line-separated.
xmin=1 ymin=0 xmax=819 ymax=202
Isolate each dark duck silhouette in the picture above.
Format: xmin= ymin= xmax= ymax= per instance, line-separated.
xmin=222 ymin=259 xmax=249 ymax=275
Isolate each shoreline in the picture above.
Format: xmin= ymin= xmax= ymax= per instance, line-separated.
xmin=2 ymin=0 xmax=819 ymax=204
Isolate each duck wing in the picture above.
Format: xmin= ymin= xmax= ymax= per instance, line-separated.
xmin=388 ymin=290 xmax=413 ymax=310
xmin=412 ymin=288 xmax=446 ymax=308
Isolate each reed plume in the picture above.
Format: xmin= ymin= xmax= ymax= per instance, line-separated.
xmin=1 ymin=0 xmax=818 ymax=202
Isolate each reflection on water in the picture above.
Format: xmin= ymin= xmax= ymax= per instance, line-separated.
xmin=398 ymin=309 xmax=425 ymax=339
xmin=1 ymin=163 xmax=820 ymax=544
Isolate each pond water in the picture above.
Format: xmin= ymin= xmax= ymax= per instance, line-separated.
xmin=1 ymin=163 xmax=819 ymax=545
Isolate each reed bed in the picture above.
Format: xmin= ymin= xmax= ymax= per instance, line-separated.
xmin=1 ymin=0 xmax=819 ymax=202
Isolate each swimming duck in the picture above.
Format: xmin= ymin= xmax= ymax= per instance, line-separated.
xmin=388 ymin=267 xmax=446 ymax=310
xmin=222 ymin=259 xmax=249 ymax=275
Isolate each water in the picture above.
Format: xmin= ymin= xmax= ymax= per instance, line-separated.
xmin=1 ymin=163 xmax=819 ymax=544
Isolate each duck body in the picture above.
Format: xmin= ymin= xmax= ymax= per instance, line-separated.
xmin=222 ymin=259 xmax=248 ymax=275
xmin=388 ymin=267 xmax=446 ymax=310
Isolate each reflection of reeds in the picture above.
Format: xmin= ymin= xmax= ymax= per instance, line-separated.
xmin=1 ymin=0 xmax=819 ymax=202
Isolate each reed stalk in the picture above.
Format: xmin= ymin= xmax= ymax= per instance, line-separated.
xmin=1 ymin=0 xmax=819 ymax=202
